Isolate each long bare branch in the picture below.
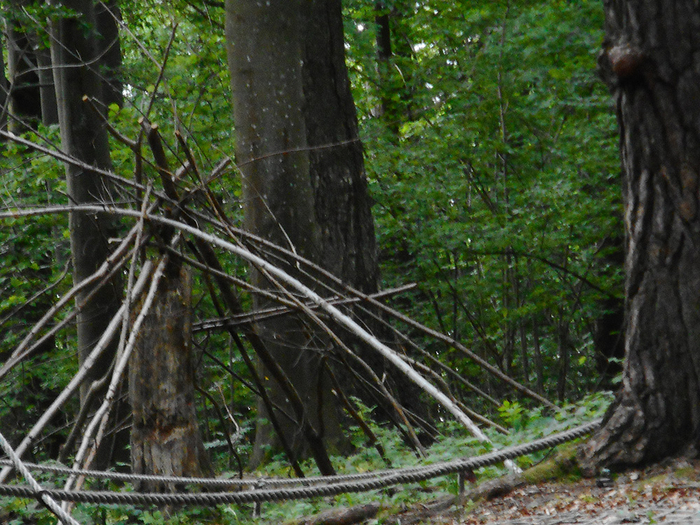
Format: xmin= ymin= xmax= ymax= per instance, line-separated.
xmin=0 ymin=261 xmax=154 ymax=484
xmin=0 ymin=227 xmax=140 ymax=381
xmin=1 ymin=203 xmax=556 ymax=411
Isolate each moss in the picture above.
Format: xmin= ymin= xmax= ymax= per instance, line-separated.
xmin=673 ymin=466 xmax=697 ymax=480
xmin=521 ymin=443 xmax=582 ymax=484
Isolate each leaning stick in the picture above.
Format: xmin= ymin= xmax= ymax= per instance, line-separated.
xmin=0 ymin=226 xmax=139 ymax=381
xmin=54 ymin=207 xmax=496 ymax=443
xmin=0 ymin=262 xmax=154 ymax=484
xmin=1 ymin=206 xmax=525 ymax=450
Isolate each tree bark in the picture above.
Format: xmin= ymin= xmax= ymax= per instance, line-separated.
xmin=226 ymin=0 xmax=386 ymax=467
xmin=51 ymin=0 xmax=123 ymax=469
xmin=579 ymin=0 xmax=700 ymax=473
xmin=36 ymin=44 xmax=58 ymax=126
xmin=129 ymin=264 xmax=212 ymax=492
xmin=4 ymin=0 xmax=58 ymax=126
xmin=0 ymin=36 xmax=7 ymax=134
xmin=226 ymin=0 xmax=343 ymax=468
xmin=95 ymin=0 xmax=123 ymax=109
xmin=303 ymin=0 xmax=379 ymax=295
xmin=304 ymin=0 xmax=431 ymax=439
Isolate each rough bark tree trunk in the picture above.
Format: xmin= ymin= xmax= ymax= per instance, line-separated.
xmin=302 ymin=0 xmax=379 ymax=295
xmin=129 ymin=264 xmax=212 ymax=492
xmin=579 ymin=0 xmax=700 ymax=473
xmin=304 ymin=0 xmax=430 ymax=440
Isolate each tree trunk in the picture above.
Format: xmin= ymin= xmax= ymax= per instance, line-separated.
xmin=374 ymin=1 xmax=398 ymax=135
xmin=95 ymin=0 xmax=123 ymax=109
xmin=6 ymin=5 xmax=41 ymax=132
xmin=226 ymin=0 xmax=343 ymax=469
xmin=302 ymin=0 xmax=379 ymax=295
xmin=373 ymin=1 xmax=414 ymax=134
xmin=4 ymin=0 xmax=57 ymax=127
xmin=592 ymin=236 xmax=625 ymax=388
xmin=36 ymin=44 xmax=58 ymax=126
xmin=226 ymin=0 xmax=397 ymax=468
xmin=0 ymin=36 xmax=7 ymax=134
xmin=305 ymin=0 xmax=433 ymax=440
xmin=51 ymin=0 xmax=123 ymax=467
xmin=579 ymin=0 xmax=700 ymax=473
xmin=129 ymin=264 xmax=212 ymax=491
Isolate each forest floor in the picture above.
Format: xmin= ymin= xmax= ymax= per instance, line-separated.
xmin=387 ymin=457 xmax=700 ymax=524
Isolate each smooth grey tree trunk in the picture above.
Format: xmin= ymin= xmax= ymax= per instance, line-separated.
xmin=579 ymin=0 xmax=700 ymax=473
xmin=226 ymin=0 xmax=339 ymax=469
xmin=51 ymin=0 xmax=122 ymax=440
xmin=226 ymin=0 xmax=383 ymax=468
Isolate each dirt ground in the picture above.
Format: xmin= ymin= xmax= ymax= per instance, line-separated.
xmin=422 ymin=458 xmax=700 ymax=524
xmin=289 ymin=457 xmax=700 ymax=525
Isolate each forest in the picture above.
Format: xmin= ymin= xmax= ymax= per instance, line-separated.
xmin=1 ymin=0 xmax=699 ymax=523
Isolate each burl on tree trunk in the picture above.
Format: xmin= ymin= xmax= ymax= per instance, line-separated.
xmin=129 ymin=263 xmax=212 ymax=491
xmin=578 ymin=0 xmax=700 ymax=474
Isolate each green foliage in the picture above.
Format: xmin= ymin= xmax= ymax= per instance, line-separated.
xmin=0 ymin=125 xmax=77 ymax=455
xmin=0 ymin=0 xmax=625 ymax=520
xmin=119 ymin=0 xmax=234 ymax=167
xmin=344 ymin=0 xmax=622 ymax=401
xmin=498 ymin=400 xmax=526 ymax=430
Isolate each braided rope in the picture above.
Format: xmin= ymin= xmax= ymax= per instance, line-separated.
xmin=0 ymin=419 xmax=600 ymax=507
xmin=0 ymin=430 xmax=80 ymax=525
xmin=0 ymin=459 xmax=415 ymax=488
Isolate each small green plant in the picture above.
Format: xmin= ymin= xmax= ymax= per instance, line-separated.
xmin=498 ymin=400 xmax=526 ymax=430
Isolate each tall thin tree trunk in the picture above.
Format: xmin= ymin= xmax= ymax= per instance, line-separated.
xmin=593 ymin=236 xmax=625 ymax=388
xmin=6 ymin=5 xmax=41 ymax=132
xmin=36 ymin=45 xmax=58 ymax=125
xmin=0 ymin=36 xmax=7 ymax=134
xmin=51 ymin=0 xmax=122 ymax=467
xmin=532 ymin=315 xmax=544 ymax=394
xmin=95 ymin=0 xmax=123 ymax=109
xmin=374 ymin=1 xmax=398 ymax=135
xmin=556 ymin=311 xmax=570 ymax=402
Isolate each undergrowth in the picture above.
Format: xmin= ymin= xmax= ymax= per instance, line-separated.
xmin=0 ymin=392 xmax=612 ymax=524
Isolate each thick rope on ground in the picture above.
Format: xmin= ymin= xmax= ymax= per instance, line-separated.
xmin=0 ymin=419 xmax=600 ymax=507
